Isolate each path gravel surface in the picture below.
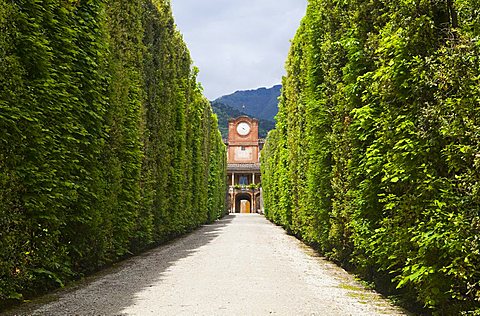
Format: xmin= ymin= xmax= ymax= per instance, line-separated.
xmin=5 ymin=214 xmax=408 ymax=315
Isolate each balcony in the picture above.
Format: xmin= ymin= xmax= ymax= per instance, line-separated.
xmin=230 ymin=183 xmax=261 ymax=191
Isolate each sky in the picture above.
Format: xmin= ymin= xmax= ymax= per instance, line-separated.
xmin=171 ymin=0 xmax=308 ymax=100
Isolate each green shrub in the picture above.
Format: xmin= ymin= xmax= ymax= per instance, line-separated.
xmin=0 ymin=0 xmax=226 ymax=308
xmin=261 ymin=0 xmax=480 ymax=313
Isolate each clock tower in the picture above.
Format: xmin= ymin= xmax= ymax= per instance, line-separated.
xmin=225 ymin=116 xmax=263 ymax=214
xmin=227 ymin=116 xmax=260 ymax=163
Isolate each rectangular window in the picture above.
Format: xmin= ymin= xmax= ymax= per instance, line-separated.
xmin=239 ymin=176 xmax=248 ymax=185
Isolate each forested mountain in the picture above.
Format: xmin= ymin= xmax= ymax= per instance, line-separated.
xmin=211 ymin=101 xmax=275 ymax=138
xmin=261 ymin=0 xmax=480 ymax=314
xmin=0 ymin=0 xmax=226 ymax=308
xmin=213 ymin=85 xmax=281 ymax=122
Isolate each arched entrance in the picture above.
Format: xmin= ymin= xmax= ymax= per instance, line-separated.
xmin=235 ymin=193 xmax=252 ymax=213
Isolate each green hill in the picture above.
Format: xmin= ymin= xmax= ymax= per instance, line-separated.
xmin=211 ymin=101 xmax=275 ymax=139
xmin=213 ymin=85 xmax=281 ymax=122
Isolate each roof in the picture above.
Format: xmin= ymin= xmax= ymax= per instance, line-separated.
xmin=223 ymin=139 xmax=265 ymax=145
xmin=228 ymin=116 xmax=258 ymax=123
xmin=227 ymin=163 xmax=261 ymax=172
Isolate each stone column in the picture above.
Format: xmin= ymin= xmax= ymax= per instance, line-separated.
xmin=251 ymin=193 xmax=255 ymax=213
xmin=231 ymin=172 xmax=235 ymax=186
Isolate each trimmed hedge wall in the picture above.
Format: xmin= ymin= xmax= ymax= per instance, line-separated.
xmin=261 ymin=0 xmax=480 ymax=314
xmin=0 ymin=0 xmax=226 ymax=307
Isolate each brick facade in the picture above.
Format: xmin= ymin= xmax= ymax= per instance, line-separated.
xmin=227 ymin=116 xmax=260 ymax=164
xmin=226 ymin=116 xmax=263 ymax=213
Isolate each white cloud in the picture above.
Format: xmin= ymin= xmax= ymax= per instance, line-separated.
xmin=171 ymin=0 xmax=307 ymax=100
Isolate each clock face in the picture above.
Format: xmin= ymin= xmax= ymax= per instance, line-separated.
xmin=236 ymin=122 xmax=251 ymax=136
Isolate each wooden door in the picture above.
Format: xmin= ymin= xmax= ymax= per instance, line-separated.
xmin=240 ymin=200 xmax=251 ymax=213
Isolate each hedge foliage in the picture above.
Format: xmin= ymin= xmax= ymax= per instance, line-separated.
xmin=0 ymin=0 xmax=226 ymax=307
xmin=261 ymin=0 xmax=480 ymax=313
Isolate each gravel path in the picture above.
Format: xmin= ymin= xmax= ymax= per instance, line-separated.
xmin=5 ymin=214 xmax=407 ymax=315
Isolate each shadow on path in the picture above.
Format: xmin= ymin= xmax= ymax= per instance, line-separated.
xmin=3 ymin=215 xmax=235 ymax=316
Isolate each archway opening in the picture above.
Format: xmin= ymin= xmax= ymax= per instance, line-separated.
xmin=254 ymin=193 xmax=261 ymax=213
xmin=235 ymin=193 xmax=252 ymax=213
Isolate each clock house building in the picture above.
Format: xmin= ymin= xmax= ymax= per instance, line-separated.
xmin=225 ymin=116 xmax=264 ymax=213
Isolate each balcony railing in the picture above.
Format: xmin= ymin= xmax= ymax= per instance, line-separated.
xmin=230 ymin=184 xmax=261 ymax=190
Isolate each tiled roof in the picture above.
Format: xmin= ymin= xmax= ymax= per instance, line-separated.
xmin=227 ymin=163 xmax=261 ymax=171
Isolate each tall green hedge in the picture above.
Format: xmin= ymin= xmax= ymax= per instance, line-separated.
xmin=261 ymin=0 xmax=480 ymax=313
xmin=0 ymin=0 xmax=226 ymax=307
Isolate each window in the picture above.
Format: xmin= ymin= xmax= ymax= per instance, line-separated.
xmin=239 ymin=176 xmax=248 ymax=185
xmin=241 ymin=146 xmax=246 ymax=151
